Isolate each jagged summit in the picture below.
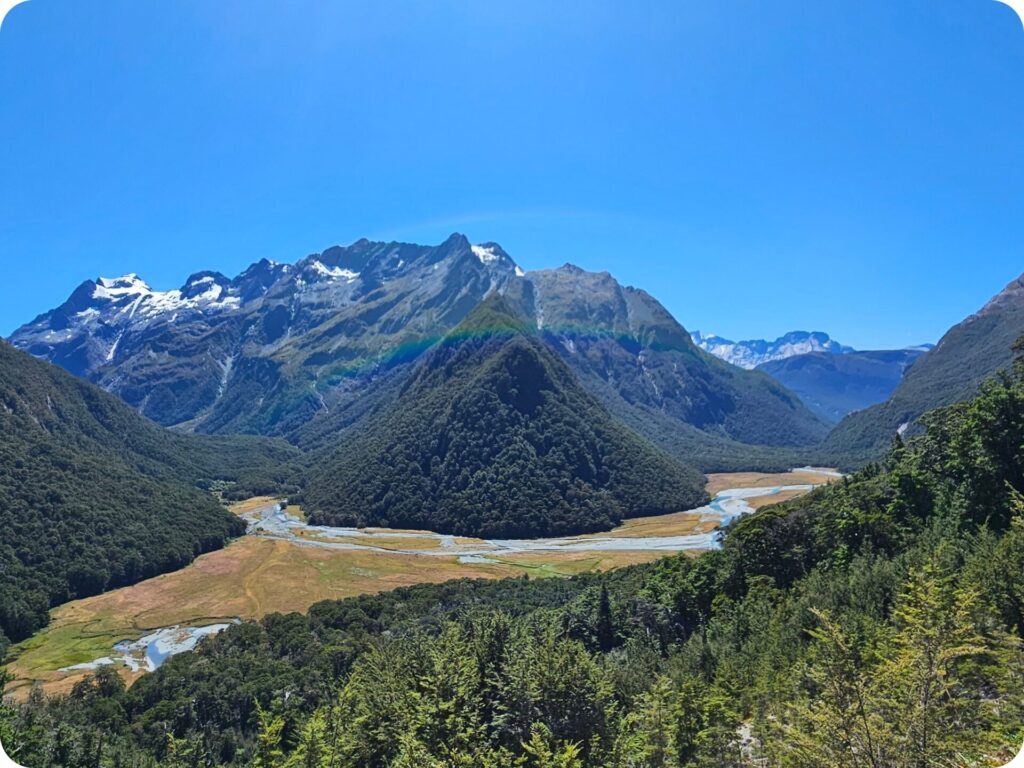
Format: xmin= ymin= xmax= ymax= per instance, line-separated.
xmin=9 ymin=235 xmax=522 ymax=429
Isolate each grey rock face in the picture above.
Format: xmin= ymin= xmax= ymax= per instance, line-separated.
xmin=11 ymin=234 xmax=518 ymax=433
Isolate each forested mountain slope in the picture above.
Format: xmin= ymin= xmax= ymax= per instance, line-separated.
xmin=0 ymin=342 xmax=300 ymax=652
xmin=8 ymin=339 xmax=1023 ymax=767
xmin=499 ymin=267 xmax=826 ymax=472
xmin=303 ymin=297 xmax=708 ymax=537
xmin=822 ymin=271 xmax=1024 ymax=467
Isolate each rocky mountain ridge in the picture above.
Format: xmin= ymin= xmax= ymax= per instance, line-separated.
xmin=10 ymin=235 xmax=828 ymax=470
xmin=691 ymin=330 xmax=854 ymax=369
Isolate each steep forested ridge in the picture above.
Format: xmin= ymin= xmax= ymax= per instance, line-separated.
xmin=0 ymin=342 xmax=300 ymax=652
xmin=303 ymin=297 xmax=708 ymax=537
xmin=7 ymin=342 xmax=1024 ymax=767
xmin=822 ymin=271 xmax=1024 ymax=467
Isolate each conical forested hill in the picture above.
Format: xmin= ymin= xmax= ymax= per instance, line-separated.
xmin=304 ymin=297 xmax=708 ymax=538
xmin=0 ymin=341 xmax=300 ymax=652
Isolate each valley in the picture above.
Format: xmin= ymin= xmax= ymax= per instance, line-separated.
xmin=4 ymin=8 xmax=1023 ymax=763
xmin=3 ymin=470 xmax=835 ymax=700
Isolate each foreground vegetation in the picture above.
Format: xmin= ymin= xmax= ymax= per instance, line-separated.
xmin=8 ymin=490 xmax=747 ymax=700
xmin=6 ymin=348 xmax=1024 ymax=766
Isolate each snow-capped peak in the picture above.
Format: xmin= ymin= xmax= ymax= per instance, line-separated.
xmin=692 ymin=330 xmax=854 ymax=369
xmin=472 ymin=245 xmax=501 ymax=265
xmin=93 ymin=274 xmax=152 ymax=300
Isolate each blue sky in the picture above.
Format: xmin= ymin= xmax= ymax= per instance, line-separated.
xmin=1 ymin=0 xmax=1022 ymax=348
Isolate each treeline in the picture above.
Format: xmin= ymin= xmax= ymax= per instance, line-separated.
xmin=6 ymin=348 xmax=1024 ymax=766
xmin=0 ymin=342 xmax=301 ymax=652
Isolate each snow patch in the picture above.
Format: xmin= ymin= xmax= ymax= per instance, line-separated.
xmin=311 ymin=260 xmax=359 ymax=281
xmin=93 ymin=274 xmax=152 ymax=300
xmin=106 ymin=330 xmax=125 ymax=362
xmin=472 ymin=245 xmax=500 ymax=264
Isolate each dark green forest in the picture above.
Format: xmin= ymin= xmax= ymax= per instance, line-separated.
xmin=6 ymin=348 xmax=1024 ymax=766
xmin=0 ymin=342 xmax=302 ymax=653
xmin=304 ymin=298 xmax=708 ymax=537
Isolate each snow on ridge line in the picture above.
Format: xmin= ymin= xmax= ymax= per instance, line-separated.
xmin=310 ymin=260 xmax=360 ymax=281
xmin=87 ymin=273 xmax=242 ymax=322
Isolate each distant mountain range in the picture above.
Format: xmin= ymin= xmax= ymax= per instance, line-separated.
xmin=9 ymin=234 xmax=827 ymax=472
xmin=692 ymin=330 xmax=934 ymax=423
xmin=16 ymin=233 xmax=1018 ymax=479
xmin=758 ymin=348 xmax=929 ymax=425
xmin=690 ymin=330 xmax=855 ymax=369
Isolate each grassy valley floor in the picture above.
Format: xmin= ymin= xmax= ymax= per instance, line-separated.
xmin=4 ymin=470 xmax=835 ymax=699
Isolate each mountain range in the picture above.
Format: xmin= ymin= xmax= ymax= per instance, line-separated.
xmin=10 ymin=234 xmax=1024 ymax=478
xmin=5 ymin=230 xmax=1024 ymax=654
xmin=690 ymin=330 xmax=854 ymax=369
xmin=692 ymin=329 xmax=935 ymax=423
xmin=9 ymin=234 xmax=828 ymax=472
xmin=758 ymin=348 xmax=929 ymax=425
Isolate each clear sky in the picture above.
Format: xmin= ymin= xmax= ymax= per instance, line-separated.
xmin=1 ymin=0 xmax=1022 ymax=348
